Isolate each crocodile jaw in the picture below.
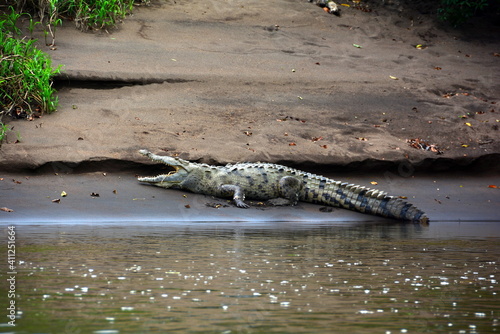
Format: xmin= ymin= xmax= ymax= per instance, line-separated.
xmin=137 ymin=150 xmax=187 ymax=188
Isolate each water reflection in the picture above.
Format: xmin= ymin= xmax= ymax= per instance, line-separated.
xmin=1 ymin=222 xmax=498 ymax=333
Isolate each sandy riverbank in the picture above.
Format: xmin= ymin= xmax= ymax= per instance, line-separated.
xmin=0 ymin=0 xmax=499 ymax=172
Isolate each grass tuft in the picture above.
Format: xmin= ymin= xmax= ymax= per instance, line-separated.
xmin=1 ymin=1 xmax=145 ymax=144
xmin=8 ymin=0 xmax=144 ymax=32
xmin=438 ymin=0 xmax=490 ymax=26
xmin=1 ymin=8 xmax=61 ymax=136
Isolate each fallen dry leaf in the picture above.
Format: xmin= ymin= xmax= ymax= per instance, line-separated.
xmin=370 ymin=181 xmax=378 ymax=185
xmin=355 ymin=137 xmax=368 ymax=141
xmin=52 ymin=199 xmax=61 ymax=203
xmin=407 ymin=138 xmax=443 ymax=154
xmin=289 ymin=142 xmax=297 ymax=146
xmin=0 ymin=207 xmax=14 ymax=212
xmin=488 ymin=185 xmax=498 ymax=188
xmin=277 ymin=116 xmax=306 ymax=123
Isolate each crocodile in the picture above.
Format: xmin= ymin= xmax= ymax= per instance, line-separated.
xmin=137 ymin=149 xmax=429 ymax=223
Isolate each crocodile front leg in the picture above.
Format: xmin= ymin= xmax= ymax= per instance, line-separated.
xmin=219 ymin=184 xmax=250 ymax=208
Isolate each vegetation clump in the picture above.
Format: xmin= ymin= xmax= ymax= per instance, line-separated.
xmin=12 ymin=0 xmax=146 ymax=31
xmin=1 ymin=1 xmax=146 ymax=143
xmin=437 ymin=0 xmax=491 ymax=26
xmin=0 ymin=8 xmax=61 ymax=143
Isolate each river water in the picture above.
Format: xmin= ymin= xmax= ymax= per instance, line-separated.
xmin=1 ymin=221 xmax=498 ymax=334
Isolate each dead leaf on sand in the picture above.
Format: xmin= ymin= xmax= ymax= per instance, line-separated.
xmin=407 ymin=138 xmax=443 ymax=154
xmin=0 ymin=207 xmax=14 ymax=212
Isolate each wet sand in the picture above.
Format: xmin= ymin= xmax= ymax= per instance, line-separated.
xmin=1 ymin=170 xmax=498 ymax=224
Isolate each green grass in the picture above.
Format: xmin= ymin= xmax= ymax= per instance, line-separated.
xmin=13 ymin=0 xmax=143 ymax=32
xmin=0 ymin=122 xmax=9 ymax=142
xmin=0 ymin=8 xmax=61 ymax=142
xmin=1 ymin=1 xmax=145 ymax=144
xmin=438 ymin=0 xmax=490 ymax=26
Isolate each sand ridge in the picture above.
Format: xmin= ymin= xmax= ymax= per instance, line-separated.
xmin=0 ymin=0 xmax=499 ymax=171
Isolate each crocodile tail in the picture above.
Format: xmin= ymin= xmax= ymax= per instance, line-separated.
xmin=310 ymin=180 xmax=429 ymax=223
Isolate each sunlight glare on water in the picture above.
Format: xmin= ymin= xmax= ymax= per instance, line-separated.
xmin=1 ymin=221 xmax=498 ymax=334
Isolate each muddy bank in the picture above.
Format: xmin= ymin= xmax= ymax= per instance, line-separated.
xmin=0 ymin=0 xmax=499 ymax=172
xmin=1 ymin=170 xmax=499 ymax=223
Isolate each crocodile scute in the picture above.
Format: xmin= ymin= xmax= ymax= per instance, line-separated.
xmin=137 ymin=149 xmax=429 ymax=223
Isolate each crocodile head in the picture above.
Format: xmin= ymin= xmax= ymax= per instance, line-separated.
xmin=137 ymin=149 xmax=191 ymax=188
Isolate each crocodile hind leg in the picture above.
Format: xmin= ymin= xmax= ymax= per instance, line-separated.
xmin=219 ymin=184 xmax=250 ymax=208
xmin=277 ymin=176 xmax=302 ymax=206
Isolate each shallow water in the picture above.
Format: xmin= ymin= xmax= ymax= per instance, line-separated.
xmin=1 ymin=222 xmax=499 ymax=334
